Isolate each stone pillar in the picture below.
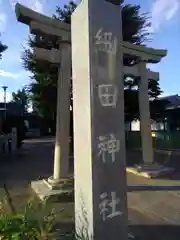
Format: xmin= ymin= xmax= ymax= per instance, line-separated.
xmin=138 ymin=62 xmax=154 ymax=164
xmin=52 ymin=39 xmax=71 ymax=181
xmin=71 ymin=0 xmax=128 ymax=239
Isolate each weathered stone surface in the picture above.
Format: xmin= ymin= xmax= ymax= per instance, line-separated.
xmin=71 ymin=0 xmax=127 ymax=239
xmin=126 ymin=163 xmax=174 ymax=179
xmin=31 ymin=180 xmax=74 ymax=203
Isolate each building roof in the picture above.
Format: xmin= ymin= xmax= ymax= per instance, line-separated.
xmin=158 ymin=95 xmax=180 ymax=109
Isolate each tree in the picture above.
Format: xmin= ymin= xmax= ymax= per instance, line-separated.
xmin=0 ymin=36 xmax=7 ymax=60
xmin=22 ymin=1 xmax=164 ymax=130
xmin=11 ymin=87 xmax=30 ymax=112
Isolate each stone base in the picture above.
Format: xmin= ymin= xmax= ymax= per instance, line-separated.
xmin=31 ymin=178 xmax=74 ymax=202
xmin=126 ymin=163 xmax=174 ymax=179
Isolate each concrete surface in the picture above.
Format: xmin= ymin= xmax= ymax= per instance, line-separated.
xmin=126 ymin=163 xmax=174 ymax=178
xmin=0 ymin=138 xmax=180 ymax=239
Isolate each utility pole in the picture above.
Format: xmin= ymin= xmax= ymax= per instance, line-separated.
xmin=2 ymin=86 xmax=8 ymax=120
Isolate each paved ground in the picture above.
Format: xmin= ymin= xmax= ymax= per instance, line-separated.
xmin=1 ymin=138 xmax=180 ymax=239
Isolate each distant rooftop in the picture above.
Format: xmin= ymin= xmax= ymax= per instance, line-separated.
xmin=158 ymin=95 xmax=180 ymax=109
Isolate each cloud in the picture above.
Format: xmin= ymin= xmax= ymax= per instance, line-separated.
xmin=34 ymin=1 xmax=43 ymax=13
xmin=151 ymin=0 xmax=180 ymax=32
xmin=0 ymin=70 xmax=21 ymax=79
xmin=10 ymin=0 xmax=44 ymax=13
xmin=0 ymin=69 xmax=32 ymax=99
xmin=0 ymin=13 xmax=7 ymax=31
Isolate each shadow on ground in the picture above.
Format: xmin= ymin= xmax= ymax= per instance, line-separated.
xmin=53 ymin=223 xmax=180 ymax=240
xmin=129 ymin=225 xmax=180 ymax=240
xmin=0 ymin=139 xmax=55 ymax=188
xmin=0 ymin=139 xmax=180 ymax=239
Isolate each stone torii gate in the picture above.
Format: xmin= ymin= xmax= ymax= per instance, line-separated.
xmin=15 ymin=3 xmax=72 ymax=195
xmin=15 ymin=2 xmax=167 ymax=201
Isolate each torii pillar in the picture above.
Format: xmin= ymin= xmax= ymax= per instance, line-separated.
xmin=15 ymin=3 xmax=73 ymax=200
xmin=138 ymin=62 xmax=154 ymax=164
xmin=51 ymin=38 xmax=71 ymax=182
xmin=124 ymin=64 xmax=160 ymax=164
xmin=122 ymin=42 xmax=167 ymax=165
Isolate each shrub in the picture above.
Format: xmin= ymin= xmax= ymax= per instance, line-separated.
xmin=0 ymin=185 xmax=56 ymax=239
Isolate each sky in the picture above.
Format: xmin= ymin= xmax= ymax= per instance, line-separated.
xmin=0 ymin=0 xmax=179 ymax=102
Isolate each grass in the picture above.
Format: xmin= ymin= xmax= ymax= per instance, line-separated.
xmin=0 ymin=184 xmax=75 ymax=239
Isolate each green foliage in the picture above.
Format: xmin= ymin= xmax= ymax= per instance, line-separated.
xmin=0 ymin=185 xmax=89 ymax=240
xmin=124 ymin=78 xmax=164 ymax=121
xmin=53 ymin=1 xmax=76 ymax=24
xmin=11 ymin=87 xmax=30 ymax=112
xmin=21 ymin=1 xmax=164 ymax=127
xmin=122 ymin=4 xmax=151 ymax=44
xmin=0 ymin=186 xmax=57 ymax=240
xmin=0 ymin=200 xmax=56 ymax=239
xmin=0 ymin=36 xmax=7 ymax=60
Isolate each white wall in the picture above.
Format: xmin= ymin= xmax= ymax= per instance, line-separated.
xmin=130 ymin=120 xmax=165 ymax=131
